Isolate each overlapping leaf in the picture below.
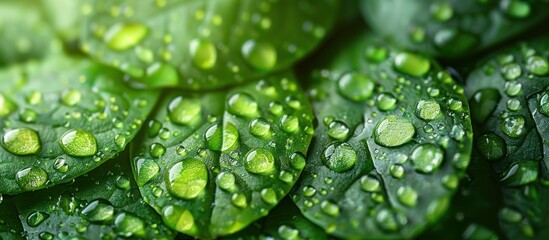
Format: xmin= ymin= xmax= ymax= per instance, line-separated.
xmin=292 ymin=29 xmax=473 ymax=239
xmin=131 ymin=72 xmax=314 ymax=238
xmin=465 ymin=37 xmax=549 ymax=239
xmin=361 ymin=0 xmax=549 ymax=58
xmin=80 ymin=0 xmax=339 ymax=90
xmin=0 ymin=55 xmax=159 ymax=194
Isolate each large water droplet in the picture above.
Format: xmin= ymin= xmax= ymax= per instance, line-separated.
xmin=222 ymin=122 xmax=240 ymax=152
xmin=227 ymin=93 xmax=258 ymax=118
xmin=500 ymin=161 xmax=538 ymax=186
xmin=61 ymin=90 xmax=82 ymax=106
xmin=540 ymin=91 xmax=549 ymax=116
xmin=145 ymin=63 xmax=179 ymax=87
xmin=2 ymin=128 xmax=41 ymax=155
xmin=397 ymin=186 xmax=418 ymax=207
xmin=478 ymin=133 xmax=506 ymax=160
xmin=205 ymin=124 xmax=222 ymax=151
xmin=360 ymin=175 xmax=381 ymax=192
xmin=470 ymin=89 xmax=501 ymax=124
xmin=260 ymin=188 xmax=277 ymax=205
xmin=114 ymin=213 xmax=146 ymax=237
xmin=231 ymin=193 xmax=248 ymax=208
xmin=149 ymin=143 xmax=166 ymax=158
xmin=162 ymin=205 xmax=195 ymax=232
xmin=374 ymin=115 xmax=415 ymax=147
xmin=501 ymin=63 xmax=522 ymax=81
xmin=81 ymin=199 xmax=114 ymax=222
xmin=244 ymin=149 xmax=275 ymax=174
xmin=104 ymin=23 xmax=148 ymax=51
xmin=321 ymin=142 xmax=357 ymax=172
xmin=501 ymin=115 xmax=526 ymax=138
xmin=376 ymin=209 xmax=398 ymax=232
xmin=337 ymin=73 xmax=375 ymax=101
xmin=168 ymin=96 xmax=201 ymax=125
xmin=376 ymin=93 xmax=398 ymax=111
xmin=0 ymin=94 xmax=17 ymax=117
xmin=135 ymin=158 xmax=160 ymax=186
xmin=189 ymin=39 xmax=217 ymax=69
xmin=166 ymin=158 xmax=208 ymax=199
xmin=327 ymin=120 xmax=350 ymax=140
xmin=59 ymin=129 xmax=97 ymax=157
xmin=416 ymin=99 xmax=441 ymax=120
xmin=217 ymin=172 xmax=236 ymax=192
xmin=27 ymin=211 xmax=49 ymax=227
xmin=249 ymin=118 xmax=272 ymax=138
xmin=410 ymin=143 xmax=444 ymax=173
xmin=15 ymin=167 xmax=48 ymax=191
xmin=320 ymin=200 xmax=340 ymax=216
xmin=525 ymin=56 xmax=549 ymax=76
xmin=241 ymin=40 xmax=277 ymax=71
xmin=394 ymin=52 xmax=431 ymax=77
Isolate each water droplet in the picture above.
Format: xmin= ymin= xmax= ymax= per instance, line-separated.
xmin=61 ymin=90 xmax=82 ymax=106
xmin=442 ymin=174 xmax=459 ymax=190
xmin=260 ymin=188 xmax=277 ymax=205
xmin=499 ymin=207 xmax=522 ymax=223
xmin=241 ymin=40 xmax=277 ymax=71
xmin=15 ymin=167 xmax=48 ymax=191
xmin=244 ymin=149 xmax=275 ymax=174
xmin=2 ymin=128 xmax=41 ymax=155
xmin=81 ymin=199 xmax=114 ymax=222
xmin=0 ymin=94 xmax=17 ymax=117
xmin=360 ymin=175 xmax=381 ymax=192
xmin=501 ymin=63 xmax=522 ymax=80
xmin=376 ymin=209 xmax=398 ymax=231
xmin=114 ymin=213 xmax=146 ymax=237
xmin=478 ymin=133 xmax=506 ymax=160
xmin=149 ymin=143 xmax=166 ymax=158
xmin=470 ymin=89 xmax=501 ymax=124
xmin=397 ymin=186 xmax=418 ymax=207
xmin=540 ymin=91 xmax=549 ymax=116
xmin=104 ymin=23 xmax=148 ymax=51
xmin=390 ymin=164 xmax=405 ymax=179
xmin=321 ymin=142 xmax=357 ymax=172
xmin=364 ymin=45 xmax=388 ymax=63
xmin=227 ymin=93 xmax=258 ymax=118
xmin=189 ymin=39 xmax=217 ymax=69
xmin=217 ymin=172 xmax=236 ymax=192
xmin=59 ymin=129 xmax=97 ymax=157
xmin=135 ymin=158 xmax=160 ymax=186
xmin=394 ymin=52 xmax=431 ymax=77
xmin=433 ymin=28 xmax=477 ymax=56
xmin=320 ymin=200 xmax=340 ymax=216
xmin=416 ymin=99 xmax=441 ymax=120
xmin=249 ymin=118 xmax=272 ymax=138
xmin=114 ymin=134 xmax=126 ymax=149
xmin=431 ymin=1 xmax=453 ymax=21
xmin=501 ymin=0 xmax=531 ymax=18
xmin=222 ymin=122 xmax=239 ymax=152
xmin=526 ymin=55 xmax=549 ymax=76
xmin=376 ymin=93 xmax=398 ymax=111
xmin=168 ymin=96 xmax=201 ymax=125
xmin=27 ymin=211 xmax=49 ymax=227
xmin=501 ymin=115 xmax=526 ymax=138
xmin=166 ymin=158 xmax=208 ymax=199
xmin=410 ymin=143 xmax=444 ymax=173
xmin=374 ymin=115 xmax=415 ymax=147
xmin=145 ymin=63 xmax=179 ymax=87
xmin=337 ymin=73 xmax=375 ymax=101
xmin=205 ymin=124 xmax=222 ymax=151
xmin=280 ymin=114 xmax=300 ymax=133
xmin=278 ymin=225 xmax=300 ymax=240
xmin=162 ymin=205 xmax=195 ymax=232
xmin=53 ymin=157 xmax=68 ymax=173
xmin=289 ymin=152 xmax=306 ymax=170
xmin=231 ymin=193 xmax=248 ymax=208
xmin=327 ymin=121 xmax=350 ymax=140
xmin=500 ymin=161 xmax=538 ymax=186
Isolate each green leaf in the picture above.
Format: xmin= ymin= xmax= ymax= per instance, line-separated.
xmin=41 ymin=0 xmax=82 ymax=42
xmin=465 ymin=37 xmax=549 ymax=239
xmin=0 ymin=0 xmax=58 ymax=66
xmin=0 ymin=198 xmax=24 ymax=240
xmin=360 ymin=0 xmax=549 ymax=58
xmin=227 ymin=197 xmax=328 ymax=240
xmin=80 ymin=0 xmax=339 ymax=90
xmin=130 ymin=72 xmax=314 ymax=238
xmin=291 ymin=29 xmax=473 ymax=239
xmin=13 ymin=152 xmax=175 ymax=239
xmin=0 ymin=55 xmax=159 ymax=194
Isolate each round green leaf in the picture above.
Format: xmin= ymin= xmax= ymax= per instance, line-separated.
xmin=465 ymin=37 xmax=549 ymax=239
xmin=292 ymin=30 xmax=473 ymax=239
xmin=0 ymin=55 xmax=159 ymax=194
xmin=131 ymin=72 xmax=314 ymax=238
xmin=14 ymin=153 xmax=175 ymax=239
xmin=361 ymin=0 xmax=549 ymax=58
xmin=80 ymin=0 xmax=339 ymax=90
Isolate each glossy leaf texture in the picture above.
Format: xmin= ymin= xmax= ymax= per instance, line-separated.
xmin=292 ymin=30 xmax=473 ymax=239
xmin=361 ymin=0 xmax=549 ymax=58
xmin=0 ymin=55 xmax=159 ymax=194
xmin=130 ymin=72 xmax=314 ymax=238
xmin=80 ymin=0 xmax=339 ymax=90
xmin=226 ymin=197 xmax=328 ymax=240
xmin=13 ymin=152 xmax=175 ymax=239
xmin=0 ymin=0 xmax=57 ymax=66
xmin=465 ymin=37 xmax=549 ymax=239
xmin=0 ymin=198 xmax=24 ymax=240
xmin=41 ymin=0 xmax=82 ymax=42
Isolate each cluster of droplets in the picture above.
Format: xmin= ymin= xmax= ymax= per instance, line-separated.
xmin=80 ymin=0 xmax=332 ymax=89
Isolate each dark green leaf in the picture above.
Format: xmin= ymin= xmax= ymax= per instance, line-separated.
xmin=80 ymin=0 xmax=339 ymax=90
xmin=0 ymin=55 xmax=159 ymax=194
xmin=0 ymin=0 xmax=57 ymax=66
xmin=465 ymin=37 xmax=549 ymax=239
xmin=14 ymin=152 xmax=175 ymax=239
xmin=131 ymin=72 xmax=314 ymax=238
xmin=0 ymin=198 xmax=24 ymax=240
xmin=361 ymin=0 xmax=549 ymax=58
xmin=292 ymin=29 xmax=473 ymax=239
